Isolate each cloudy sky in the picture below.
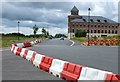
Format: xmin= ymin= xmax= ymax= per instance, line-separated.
xmin=1 ymin=0 xmax=119 ymax=36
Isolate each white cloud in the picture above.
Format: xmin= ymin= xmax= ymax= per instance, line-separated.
xmin=1 ymin=1 xmax=118 ymax=35
xmin=1 ymin=0 xmax=120 ymax=2
xmin=92 ymin=3 xmax=106 ymax=16
xmin=1 ymin=26 xmax=33 ymax=35
xmin=48 ymin=27 xmax=68 ymax=36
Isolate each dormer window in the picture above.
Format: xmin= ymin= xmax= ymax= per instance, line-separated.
xmin=83 ymin=19 xmax=86 ymax=22
xmin=90 ymin=19 xmax=94 ymax=22
xmin=104 ymin=20 xmax=107 ymax=23
xmin=97 ymin=19 xmax=100 ymax=22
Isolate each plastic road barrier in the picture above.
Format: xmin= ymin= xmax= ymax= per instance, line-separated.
xmin=39 ymin=56 xmax=53 ymax=72
xmin=49 ymin=59 xmax=66 ymax=78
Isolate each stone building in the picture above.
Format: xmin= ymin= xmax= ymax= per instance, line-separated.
xmin=68 ymin=6 xmax=119 ymax=39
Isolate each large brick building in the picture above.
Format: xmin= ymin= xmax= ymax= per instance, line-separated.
xmin=68 ymin=6 xmax=119 ymax=39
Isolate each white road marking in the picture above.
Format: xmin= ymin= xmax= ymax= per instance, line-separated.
xmin=69 ymin=40 xmax=75 ymax=46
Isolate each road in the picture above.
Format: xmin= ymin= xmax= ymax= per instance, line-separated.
xmin=2 ymin=38 xmax=118 ymax=80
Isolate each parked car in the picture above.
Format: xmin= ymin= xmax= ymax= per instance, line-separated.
xmin=48 ymin=36 xmax=52 ymax=39
xmin=60 ymin=37 xmax=64 ymax=40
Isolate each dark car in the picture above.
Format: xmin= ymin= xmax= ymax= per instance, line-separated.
xmin=60 ymin=37 xmax=64 ymax=40
xmin=48 ymin=36 xmax=52 ymax=39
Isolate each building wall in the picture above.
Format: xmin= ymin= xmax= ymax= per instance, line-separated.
xmin=68 ymin=16 xmax=119 ymax=38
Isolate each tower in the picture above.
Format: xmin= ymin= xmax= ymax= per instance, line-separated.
xmin=68 ymin=6 xmax=80 ymax=39
xmin=71 ymin=6 xmax=79 ymax=15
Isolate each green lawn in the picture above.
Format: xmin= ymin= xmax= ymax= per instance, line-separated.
xmin=71 ymin=37 xmax=87 ymax=43
xmin=71 ymin=35 xmax=120 ymax=46
xmin=1 ymin=36 xmax=40 ymax=47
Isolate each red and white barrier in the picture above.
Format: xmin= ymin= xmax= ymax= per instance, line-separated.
xmin=11 ymin=44 xmax=16 ymax=53
xmin=61 ymin=62 xmax=84 ymax=81
xmin=13 ymin=46 xmax=19 ymax=55
xmin=78 ymin=67 xmax=112 ymax=80
xmin=26 ymin=50 xmax=35 ymax=61
xmin=16 ymin=43 xmax=24 ymax=48
xmin=20 ymin=48 xmax=26 ymax=57
xmin=33 ymin=54 xmax=44 ymax=67
xmin=49 ymin=59 xmax=66 ymax=78
xmin=10 ymin=39 xmax=120 ymax=82
xmin=39 ymin=56 xmax=53 ymax=72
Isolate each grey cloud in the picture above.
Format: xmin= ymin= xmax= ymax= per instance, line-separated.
xmin=1 ymin=2 xmax=118 ymax=34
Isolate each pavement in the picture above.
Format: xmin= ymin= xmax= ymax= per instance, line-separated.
xmin=2 ymin=38 xmax=119 ymax=80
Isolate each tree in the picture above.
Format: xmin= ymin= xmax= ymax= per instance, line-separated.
xmin=33 ymin=24 xmax=39 ymax=39
xmin=46 ymin=31 xmax=49 ymax=36
xmin=42 ymin=28 xmax=46 ymax=35
xmin=42 ymin=28 xmax=50 ymax=38
xmin=55 ymin=34 xmax=67 ymax=38
xmin=75 ymin=30 xmax=87 ymax=37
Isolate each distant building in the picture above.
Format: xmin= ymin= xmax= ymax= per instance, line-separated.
xmin=68 ymin=6 xmax=119 ymax=39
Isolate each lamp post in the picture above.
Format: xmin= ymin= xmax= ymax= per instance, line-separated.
xmin=88 ymin=8 xmax=91 ymax=46
xmin=18 ymin=21 xmax=20 ymax=41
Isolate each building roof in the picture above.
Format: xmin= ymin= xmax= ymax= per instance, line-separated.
xmin=70 ymin=15 xmax=117 ymax=24
xmin=71 ymin=6 xmax=79 ymax=12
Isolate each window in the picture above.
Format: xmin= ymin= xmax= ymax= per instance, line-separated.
xmin=72 ymin=29 xmax=74 ymax=33
xmin=87 ymin=30 xmax=89 ymax=33
xmin=80 ymin=25 xmax=82 ymax=27
xmin=91 ymin=30 xmax=93 ymax=33
xmin=98 ymin=30 xmax=100 ymax=33
xmin=83 ymin=19 xmax=86 ymax=22
xmin=90 ymin=19 xmax=94 ymax=22
xmin=72 ymin=24 xmax=74 ymax=27
xmin=97 ymin=19 xmax=101 ymax=22
xmin=115 ymin=30 xmax=117 ymax=34
xmin=108 ymin=30 xmax=110 ymax=34
xmin=104 ymin=20 xmax=107 ymax=23
xmin=94 ymin=30 xmax=96 ymax=33
xmin=101 ymin=30 xmax=104 ymax=33
xmin=112 ymin=30 xmax=114 ymax=34
xmin=91 ymin=25 xmax=93 ymax=27
xmin=105 ymin=30 xmax=107 ymax=33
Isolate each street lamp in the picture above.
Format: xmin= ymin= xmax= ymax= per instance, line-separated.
xmin=88 ymin=8 xmax=91 ymax=46
xmin=18 ymin=21 xmax=20 ymax=41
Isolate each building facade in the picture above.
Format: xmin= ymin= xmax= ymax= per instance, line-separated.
xmin=68 ymin=6 xmax=119 ymax=39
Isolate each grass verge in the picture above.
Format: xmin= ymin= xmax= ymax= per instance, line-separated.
xmin=1 ymin=36 xmax=41 ymax=47
xmin=71 ymin=37 xmax=87 ymax=43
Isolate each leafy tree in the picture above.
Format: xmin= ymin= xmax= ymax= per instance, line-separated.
xmin=42 ymin=28 xmax=46 ymax=35
xmin=33 ymin=24 xmax=39 ymax=39
xmin=55 ymin=34 xmax=67 ymax=38
xmin=75 ymin=30 xmax=87 ymax=37
xmin=42 ymin=28 xmax=50 ymax=38
xmin=46 ymin=31 xmax=49 ymax=37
